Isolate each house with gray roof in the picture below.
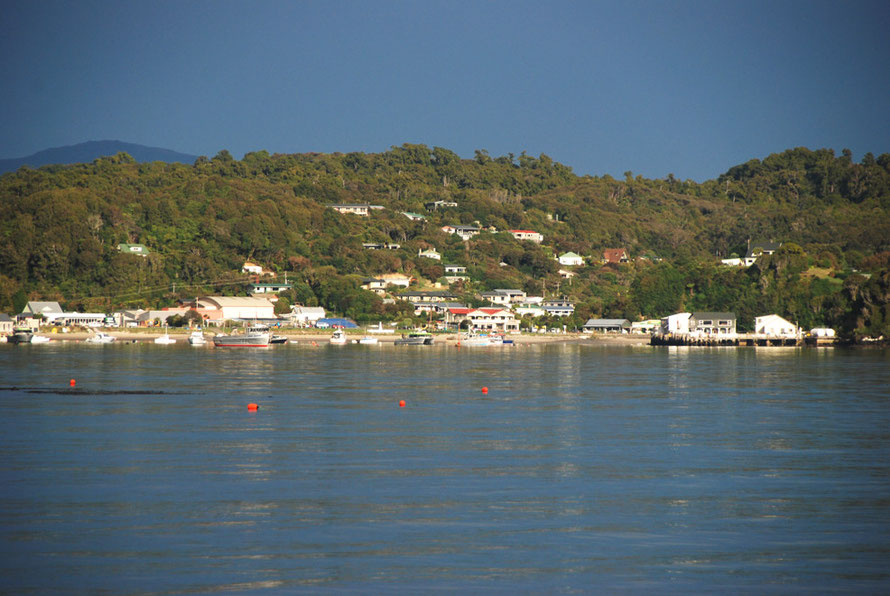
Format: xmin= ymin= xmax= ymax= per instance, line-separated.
xmin=583 ymin=318 xmax=631 ymax=333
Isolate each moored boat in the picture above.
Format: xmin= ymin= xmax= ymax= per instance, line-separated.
xmin=154 ymin=327 xmax=177 ymax=344
xmin=270 ymin=335 xmax=288 ymax=344
xmin=85 ymin=332 xmax=116 ymax=344
xmin=329 ymin=328 xmax=348 ymax=344
xmin=394 ymin=331 xmax=435 ymax=345
xmin=188 ymin=330 xmax=207 ymax=345
xmin=8 ymin=325 xmax=34 ymax=344
xmin=212 ymin=324 xmax=271 ymax=347
xmin=355 ymin=336 xmax=378 ymax=345
xmin=30 ymin=335 xmax=51 ymax=343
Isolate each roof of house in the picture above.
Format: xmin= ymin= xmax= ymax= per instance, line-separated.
xmin=691 ymin=312 xmax=736 ymax=320
xmin=24 ymin=301 xmax=63 ymax=314
xmin=509 ymin=229 xmax=539 ymax=234
xmin=603 ymin=248 xmax=628 ymax=261
xmin=584 ymin=318 xmax=631 ymax=326
xmin=200 ymin=296 xmax=274 ymax=308
xmin=559 ymin=251 xmax=582 ymax=258
xmin=0 ymin=313 xmax=13 ymax=322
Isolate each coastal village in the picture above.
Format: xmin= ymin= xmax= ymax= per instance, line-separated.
xmin=2 ymin=203 xmax=837 ymax=347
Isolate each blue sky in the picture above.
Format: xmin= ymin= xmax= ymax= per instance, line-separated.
xmin=1 ymin=0 xmax=887 ymax=181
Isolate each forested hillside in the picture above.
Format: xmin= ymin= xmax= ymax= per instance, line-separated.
xmin=1 ymin=145 xmax=889 ymax=340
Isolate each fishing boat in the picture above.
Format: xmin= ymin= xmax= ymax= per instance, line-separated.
xmin=8 ymin=325 xmax=34 ymax=344
xmin=154 ymin=327 xmax=177 ymax=344
xmin=212 ymin=324 xmax=271 ymax=347
xmin=85 ymin=332 xmax=116 ymax=344
xmin=329 ymin=328 xmax=348 ymax=344
xmin=394 ymin=331 xmax=435 ymax=345
xmin=188 ymin=330 xmax=207 ymax=345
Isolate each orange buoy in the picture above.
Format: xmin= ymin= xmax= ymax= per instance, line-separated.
xmin=247 ymin=403 xmax=258 ymax=411
xmin=69 ymin=379 xmax=76 ymax=387
xmin=481 ymin=386 xmax=488 ymax=394
xmin=399 ymin=400 xmax=406 ymax=408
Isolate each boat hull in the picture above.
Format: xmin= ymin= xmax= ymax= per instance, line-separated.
xmin=212 ymin=333 xmax=270 ymax=347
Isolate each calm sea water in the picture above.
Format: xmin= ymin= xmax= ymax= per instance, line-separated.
xmin=1 ymin=341 xmax=888 ymax=593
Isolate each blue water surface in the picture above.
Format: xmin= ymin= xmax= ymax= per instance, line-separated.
xmin=1 ymin=342 xmax=888 ymax=593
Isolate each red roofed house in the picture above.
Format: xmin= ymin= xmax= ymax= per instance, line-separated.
xmin=445 ymin=307 xmax=519 ymax=333
xmin=509 ymin=229 xmax=543 ymax=243
xmin=603 ymin=248 xmax=629 ymax=264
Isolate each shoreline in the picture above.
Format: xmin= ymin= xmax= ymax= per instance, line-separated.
xmin=18 ymin=329 xmax=652 ymax=346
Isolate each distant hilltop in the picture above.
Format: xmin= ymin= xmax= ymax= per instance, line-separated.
xmin=0 ymin=140 xmax=199 ymax=174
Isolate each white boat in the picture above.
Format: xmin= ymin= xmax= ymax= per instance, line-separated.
xmin=188 ymin=330 xmax=207 ymax=345
xmin=30 ymin=335 xmax=51 ymax=343
xmin=394 ymin=331 xmax=435 ymax=345
xmin=154 ymin=327 xmax=177 ymax=344
xmin=85 ymin=332 xmax=116 ymax=344
xmin=355 ymin=336 xmax=378 ymax=345
xmin=212 ymin=324 xmax=271 ymax=347
xmin=330 ymin=328 xmax=348 ymax=344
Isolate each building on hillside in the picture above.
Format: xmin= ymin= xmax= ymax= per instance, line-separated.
xmin=445 ymin=307 xmax=520 ymax=333
xmin=403 ymin=212 xmax=427 ymax=222
xmin=377 ymin=273 xmax=413 ymax=288
xmin=329 ymin=204 xmax=384 ymax=216
xmin=514 ymin=303 xmax=546 ymax=318
xmin=398 ymin=290 xmax=458 ymax=304
xmin=417 ymin=248 xmax=441 ymax=260
xmin=557 ymin=252 xmax=584 ymax=266
xmin=250 ymin=282 xmax=292 ymax=295
xmin=558 ymin=269 xmax=577 ymax=279
xmin=412 ymin=301 xmax=467 ymax=316
xmin=743 ymin=241 xmax=782 ymax=266
xmin=754 ymin=314 xmax=800 ymax=338
xmin=117 ymin=243 xmax=150 ymax=257
xmin=509 ymin=229 xmax=543 ymax=243
xmin=363 ymin=242 xmax=401 ymax=250
xmin=542 ymin=298 xmax=575 ymax=317
xmin=242 ymin=261 xmax=275 ymax=276
xmin=197 ymin=296 xmax=275 ymax=322
xmin=361 ymin=278 xmax=388 ymax=295
xmin=441 ymin=225 xmax=480 ymax=241
xmin=690 ymin=312 xmax=737 ymax=336
xmin=479 ymin=289 xmax=527 ymax=306
xmin=425 ymin=200 xmax=458 ymax=210
xmin=583 ymin=319 xmax=631 ymax=333
xmin=603 ymin=248 xmax=630 ymax=264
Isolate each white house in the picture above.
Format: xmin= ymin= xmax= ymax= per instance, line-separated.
xmin=330 ymin=204 xmax=384 ymax=216
xmin=242 ymin=261 xmax=265 ymax=275
xmin=661 ymin=312 xmax=692 ymax=334
xmin=509 ymin=229 xmax=543 ymax=243
xmin=418 ymin=248 xmax=441 ymax=260
xmin=479 ymin=289 xmax=526 ymax=306
xmin=445 ymin=307 xmax=519 ymax=333
xmin=558 ymin=252 xmax=584 ymax=266
xmin=287 ymin=305 xmax=326 ymax=326
xmin=442 ymin=225 xmax=480 ymax=241
xmin=378 ymin=273 xmax=413 ymax=288
xmin=755 ymin=314 xmax=800 ymax=338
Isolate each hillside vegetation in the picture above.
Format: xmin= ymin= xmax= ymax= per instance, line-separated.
xmin=1 ymin=145 xmax=889 ymax=340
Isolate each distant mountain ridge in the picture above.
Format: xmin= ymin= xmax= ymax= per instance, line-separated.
xmin=0 ymin=140 xmax=199 ymax=174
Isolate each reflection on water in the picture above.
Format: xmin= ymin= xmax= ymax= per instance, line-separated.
xmin=0 ymin=342 xmax=889 ymax=592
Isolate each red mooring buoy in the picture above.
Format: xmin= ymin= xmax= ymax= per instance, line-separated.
xmin=399 ymin=400 xmax=406 ymax=408
xmin=69 ymin=379 xmax=76 ymax=387
xmin=247 ymin=403 xmax=258 ymax=411
xmin=481 ymin=387 xmax=488 ymax=394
